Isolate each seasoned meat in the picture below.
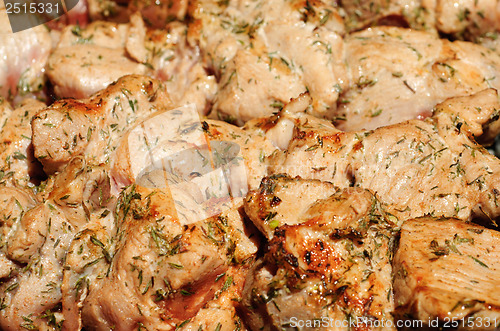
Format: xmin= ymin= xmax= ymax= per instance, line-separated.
xmin=79 ymin=184 xmax=258 ymax=330
xmin=268 ymin=89 xmax=500 ymax=224
xmin=32 ymin=75 xmax=172 ymax=174
xmin=47 ymin=19 xmax=150 ymax=99
xmin=340 ymin=0 xmax=500 ymax=42
xmin=0 ymin=158 xmax=111 ymax=330
xmin=393 ymin=217 xmax=500 ymax=327
xmin=0 ymin=98 xmax=47 ymax=187
xmin=242 ymin=187 xmax=396 ymax=330
xmin=188 ymin=0 xmax=347 ymax=124
xmin=146 ymin=22 xmax=217 ymax=115
xmin=340 ymin=0 xmax=436 ymax=33
xmin=0 ymin=12 xmax=51 ymax=100
xmin=0 ymin=186 xmax=37 ymax=278
xmin=87 ymin=0 xmax=188 ymax=27
xmin=244 ymin=175 xmax=337 ymax=239
xmin=48 ymin=15 xmax=216 ymax=114
xmin=110 ymin=104 xmax=276 ymax=197
xmin=338 ymin=27 xmax=500 ymax=131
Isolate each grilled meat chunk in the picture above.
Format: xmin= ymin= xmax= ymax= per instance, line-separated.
xmin=189 ymin=0 xmax=346 ymax=124
xmin=242 ymin=187 xmax=396 ymax=330
xmin=110 ymin=104 xmax=276 ymax=196
xmin=0 ymin=98 xmax=47 ymax=187
xmin=87 ymin=0 xmax=188 ymax=27
xmin=47 ymin=18 xmax=150 ymax=99
xmin=393 ymin=217 xmax=500 ymax=327
xmin=32 ymin=75 xmax=172 ymax=174
xmin=268 ymin=89 xmax=500 ymax=223
xmin=80 ymin=184 xmax=258 ymax=330
xmin=0 ymin=12 xmax=51 ymax=100
xmin=340 ymin=0 xmax=500 ymax=42
xmin=0 ymin=158 xmax=111 ymax=330
xmin=338 ymin=27 xmax=500 ymax=131
xmin=244 ymin=175 xmax=337 ymax=239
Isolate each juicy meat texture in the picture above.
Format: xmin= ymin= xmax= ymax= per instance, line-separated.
xmin=188 ymin=0 xmax=347 ymax=124
xmin=48 ymin=16 xmax=216 ymax=114
xmin=110 ymin=103 xmax=277 ymax=197
xmin=340 ymin=0 xmax=500 ymax=42
xmin=79 ymin=184 xmax=258 ymax=330
xmin=0 ymin=11 xmax=51 ymax=100
xmin=32 ymin=74 xmax=172 ymax=174
xmin=242 ymin=187 xmax=396 ymax=330
xmin=0 ymin=98 xmax=47 ymax=187
xmin=146 ymin=22 xmax=217 ymax=115
xmin=268 ymin=89 xmax=500 ymax=224
xmin=0 ymin=157 xmax=111 ymax=330
xmin=87 ymin=0 xmax=188 ymax=27
xmin=338 ymin=27 xmax=500 ymax=131
xmin=47 ymin=19 xmax=150 ymax=98
xmin=393 ymin=217 xmax=500 ymax=326
xmin=244 ymin=175 xmax=337 ymax=239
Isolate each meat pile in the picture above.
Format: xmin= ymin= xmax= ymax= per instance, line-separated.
xmin=0 ymin=0 xmax=500 ymax=330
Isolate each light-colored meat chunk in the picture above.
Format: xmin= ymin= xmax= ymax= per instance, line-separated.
xmin=110 ymin=104 xmax=276 ymax=198
xmin=268 ymin=89 xmax=500 ymax=224
xmin=0 ymin=11 xmax=51 ymax=101
xmin=87 ymin=0 xmax=188 ymax=27
xmin=32 ymin=74 xmax=172 ymax=174
xmin=340 ymin=0 xmax=500 ymax=42
xmin=338 ymin=27 xmax=500 ymax=131
xmin=0 ymin=158 xmax=111 ymax=331
xmin=47 ymin=19 xmax=150 ymax=99
xmin=393 ymin=217 xmax=500 ymax=327
xmin=80 ymin=183 xmax=258 ymax=330
xmin=0 ymin=98 xmax=47 ymax=187
xmin=242 ymin=187 xmax=396 ymax=330
xmin=244 ymin=175 xmax=337 ymax=238
xmin=188 ymin=0 xmax=347 ymax=124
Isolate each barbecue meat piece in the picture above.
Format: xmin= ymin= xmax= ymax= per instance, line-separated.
xmin=0 ymin=98 xmax=47 ymax=187
xmin=87 ymin=0 xmax=188 ymax=27
xmin=244 ymin=175 xmax=337 ymax=239
xmin=268 ymin=89 xmax=500 ymax=224
xmin=340 ymin=0 xmax=500 ymax=42
xmin=32 ymin=75 xmax=172 ymax=174
xmin=338 ymin=27 xmax=500 ymax=131
xmin=393 ymin=217 xmax=500 ymax=328
xmin=188 ymin=0 xmax=347 ymax=124
xmin=146 ymin=22 xmax=217 ymax=115
xmin=110 ymin=104 xmax=277 ymax=197
xmin=79 ymin=183 xmax=258 ymax=330
xmin=242 ymin=187 xmax=397 ymax=330
xmin=0 ymin=11 xmax=52 ymax=101
xmin=47 ymin=18 xmax=150 ymax=99
xmin=48 ymin=15 xmax=216 ymax=114
xmin=0 ymin=157 xmax=111 ymax=331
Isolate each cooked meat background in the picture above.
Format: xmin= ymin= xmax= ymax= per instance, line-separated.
xmin=0 ymin=0 xmax=500 ymax=330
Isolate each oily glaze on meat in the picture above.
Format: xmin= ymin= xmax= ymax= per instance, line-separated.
xmin=32 ymin=75 xmax=172 ymax=174
xmin=188 ymin=0 xmax=347 ymax=124
xmin=0 ymin=0 xmax=499 ymax=329
xmin=87 ymin=0 xmax=188 ymax=27
xmin=0 ymin=157 xmax=111 ymax=330
xmin=340 ymin=0 xmax=500 ymax=42
xmin=338 ymin=26 xmax=500 ymax=131
xmin=242 ymin=187 xmax=397 ymax=330
xmin=79 ymin=184 xmax=257 ymax=330
xmin=0 ymin=98 xmax=47 ymax=187
xmin=267 ymin=90 xmax=500 ymax=224
xmin=47 ymin=18 xmax=150 ymax=99
xmin=48 ymin=15 xmax=216 ymax=114
xmin=0 ymin=10 xmax=51 ymax=101
xmin=393 ymin=217 xmax=500 ymax=327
